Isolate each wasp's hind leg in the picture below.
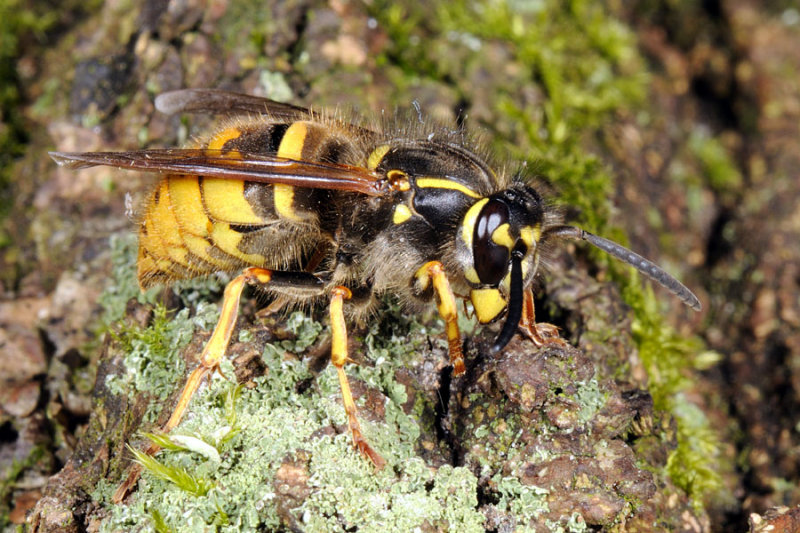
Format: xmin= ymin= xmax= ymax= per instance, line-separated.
xmin=329 ymin=286 xmax=387 ymax=469
xmin=518 ymin=288 xmax=565 ymax=347
xmin=114 ymin=266 xmax=324 ymax=503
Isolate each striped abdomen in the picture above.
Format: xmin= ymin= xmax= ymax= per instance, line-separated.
xmin=136 ymin=119 xmax=364 ymax=287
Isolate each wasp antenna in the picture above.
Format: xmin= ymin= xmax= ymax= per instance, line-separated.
xmin=546 ymin=225 xmax=702 ymax=312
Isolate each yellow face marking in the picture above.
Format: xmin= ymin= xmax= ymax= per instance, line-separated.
xmin=202 ymin=178 xmax=263 ymax=224
xmin=491 ymin=223 xmax=514 ymax=249
xmin=274 ymin=122 xmax=309 ymax=222
xmin=207 ymin=127 xmax=243 ymax=155
xmin=416 ymin=178 xmax=481 ymax=199
xmin=461 ymin=198 xmax=489 ymax=249
xmin=470 ymin=288 xmax=507 ymax=324
xmin=465 ymin=267 xmax=480 ymax=284
xmin=367 ymin=144 xmax=391 ymax=170
xmin=393 ymin=204 xmax=412 ymax=225
xmin=520 ymin=225 xmax=541 ymax=249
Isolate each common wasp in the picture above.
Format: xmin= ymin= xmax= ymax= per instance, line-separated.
xmin=50 ymin=88 xmax=701 ymax=498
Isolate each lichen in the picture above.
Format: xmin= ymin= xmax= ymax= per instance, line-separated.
xmin=94 ymin=293 xmax=490 ymax=531
xmin=492 ymin=474 xmax=550 ymax=524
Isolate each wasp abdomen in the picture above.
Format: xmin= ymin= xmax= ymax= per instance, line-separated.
xmin=137 ymin=119 xmax=363 ymax=287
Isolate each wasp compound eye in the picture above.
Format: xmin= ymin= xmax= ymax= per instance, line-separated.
xmin=473 ymin=198 xmax=511 ymax=286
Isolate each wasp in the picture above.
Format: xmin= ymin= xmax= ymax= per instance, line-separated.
xmin=51 ymin=89 xmax=701 ymax=495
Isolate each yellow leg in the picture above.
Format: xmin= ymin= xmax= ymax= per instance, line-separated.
xmin=330 ymin=286 xmax=386 ymax=469
xmin=166 ymin=267 xmax=273 ymax=428
xmin=113 ymin=266 xmax=273 ymax=503
xmin=415 ymin=261 xmax=464 ymax=375
xmin=518 ymin=288 xmax=564 ymax=347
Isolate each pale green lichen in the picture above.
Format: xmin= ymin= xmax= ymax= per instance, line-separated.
xmin=96 ymin=313 xmax=490 ymax=531
xmin=545 ymin=512 xmax=590 ymax=533
xmin=492 ymin=474 xmax=550 ymax=528
xmin=570 ymin=378 xmax=607 ymax=426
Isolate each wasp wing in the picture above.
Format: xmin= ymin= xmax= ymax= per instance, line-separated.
xmin=154 ymin=89 xmax=379 ymax=137
xmin=154 ymin=89 xmax=311 ymax=121
xmin=49 ymin=149 xmax=389 ymax=197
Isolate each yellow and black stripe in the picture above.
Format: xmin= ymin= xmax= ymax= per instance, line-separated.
xmin=137 ymin=119 xmax=362 ymax=287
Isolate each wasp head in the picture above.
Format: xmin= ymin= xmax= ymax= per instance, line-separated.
xmin=458 ymin=185 xmax=545 ymax=353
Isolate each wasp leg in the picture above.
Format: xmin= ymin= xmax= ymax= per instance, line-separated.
xmin=414 ymin=261 xmax=465 ymax=376
xmin=329 ymin=286 xmax=387 ymax=469
xmin=258 ymin=242 xmax=330 ymax=318
xmin=114 ymin=266 xmax=323 ymax=503
xmin=518 ymin=288 xmax=565 ymax=347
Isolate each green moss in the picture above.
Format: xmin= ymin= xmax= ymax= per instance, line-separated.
xmin=129 ymin=446 xmax=215 ymax=498
xmin=688 ymin=128 xmax=743 ymax=197
xmin=626 ymin=284 xmax=727 ymax=507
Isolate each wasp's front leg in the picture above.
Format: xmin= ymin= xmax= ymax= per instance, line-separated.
xmin=518 ymin=288 xmax=564 ymax=347
xmin=413 ymin=261 xmax=465 ymax=375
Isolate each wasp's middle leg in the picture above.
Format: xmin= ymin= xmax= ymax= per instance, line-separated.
xmin=328 ymin=286 xmax=387 ymax=468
